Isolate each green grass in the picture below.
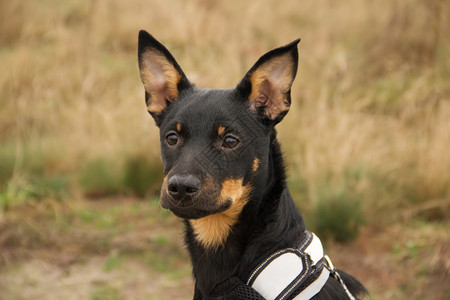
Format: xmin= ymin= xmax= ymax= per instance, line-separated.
xmin=290 ymin=165 xmax=370 ymax=242
xmin=122 ymin=154 xmax=163 ymax=198
xmin=90 ymin=282 xmax=120 ymax=300
xmin=79 ymin=158 xmax=123 ymax=198
xmin=28 ymin=175 xmax=69 ymax=200
xmin=310 ymin=182 xmax=366 ymax=242
xmin=0 ymin=183 xmax=29 ymax=212
xmin=0 ymin=144 xmax=16 ymax=188
xmin=104 ymin=252 xmax=123 ymax=272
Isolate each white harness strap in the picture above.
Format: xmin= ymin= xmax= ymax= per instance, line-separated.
xmin=250 ymin=250 xmax=308 ymax=300
xmin=293 ymin=264 xmax=329 ymax=300
xmin=247 ymin=231 xmax=357 ymax=300
xmin=302 ymin=232 xmax=323 ymax=264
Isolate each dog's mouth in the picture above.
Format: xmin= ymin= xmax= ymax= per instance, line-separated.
xmin=161 ymin=193 xmax=232 ymax=219
xmin=159 ymin=174 xmax=232 ymax=219
xmin=159 ymin=176 xmax=249 ymax=219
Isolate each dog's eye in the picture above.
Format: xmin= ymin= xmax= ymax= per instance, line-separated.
xmin=166 ymin=133 xmax=179 ymax=146
xmin=222 ymin=135 xmax=239 ymax=149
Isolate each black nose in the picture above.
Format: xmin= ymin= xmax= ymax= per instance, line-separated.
xmin=167 ymin=174 xmax=201 ymax=202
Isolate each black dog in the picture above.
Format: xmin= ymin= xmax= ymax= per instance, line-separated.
xmin=137 ymin=30 xmax=367 ymax=300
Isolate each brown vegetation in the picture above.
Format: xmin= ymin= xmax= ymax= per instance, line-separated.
xmin=0 ymin=0 xmax=449 ymax=299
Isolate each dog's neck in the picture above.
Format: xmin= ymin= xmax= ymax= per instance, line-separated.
xmin=184 ymin=137 xmax=306 ymax=296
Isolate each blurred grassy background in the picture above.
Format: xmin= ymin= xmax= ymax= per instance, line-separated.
xmin=0 ymin=0 xmax=449 ymax=299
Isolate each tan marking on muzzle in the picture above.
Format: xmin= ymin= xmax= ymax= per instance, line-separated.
xmin=190 ymin=178 xmax=251 ymax=250
xmin=161 ymin=175 xmax=168 ymax=197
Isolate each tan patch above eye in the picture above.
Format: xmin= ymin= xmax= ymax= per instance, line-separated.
xmin=190 ymin=178 xmax=251 ymax=250
xmin=252 ymin=158 xmax=260 ymax=172
xmin=176 ymin=123 xmax=181 ymax=132
xmin=218 ymin=125 xmax=225 ymax=136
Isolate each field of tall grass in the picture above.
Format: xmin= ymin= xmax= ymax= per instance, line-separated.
xmin=0 ymin=0 xmax=449 ymax=299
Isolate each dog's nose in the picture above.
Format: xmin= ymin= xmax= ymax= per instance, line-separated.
xmin=167 ymin=174 xmax=201 ymax=202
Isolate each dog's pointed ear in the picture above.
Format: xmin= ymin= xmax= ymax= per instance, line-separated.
xmin=138 ymin=30 xmax=191 ymax=122
xmin=237 ymin=39 xmax=300 ymax=124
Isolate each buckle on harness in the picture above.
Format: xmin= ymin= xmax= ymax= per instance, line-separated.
xmin=324 ymin=255 xmax=357 ymax=300
xmin=324 ymin=255 xmax=335 ymax=273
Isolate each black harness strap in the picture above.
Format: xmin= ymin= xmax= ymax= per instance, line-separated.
xmin=207 ymin=277 xmax=265 ymax=300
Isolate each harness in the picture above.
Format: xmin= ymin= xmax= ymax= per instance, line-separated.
xmin=246 ymin=231 xmax=357 ymax=300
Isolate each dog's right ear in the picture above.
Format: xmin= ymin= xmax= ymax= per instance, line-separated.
xmin=138 ymin=30 xmax=191 ymax=123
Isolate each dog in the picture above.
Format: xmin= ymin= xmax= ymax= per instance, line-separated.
xmin=137 ymin=30 xmax=367 ymax=299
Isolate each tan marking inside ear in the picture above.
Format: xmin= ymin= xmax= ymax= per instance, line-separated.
xmin=190 ymin=178 xmax=251 ymax=250
xmin=218 ymin=125 xmax=225 ymax=136
xmin=139 ymin=50 xmax=182 ymax=115
xmin=176 ymin=123 xmax=181 ymax=132
xmin=249 ymin=53 xmax=293 ymax=120
xmin=252 ymin=158 xmax=260 ymax=172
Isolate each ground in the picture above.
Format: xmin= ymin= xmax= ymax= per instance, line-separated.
xmin=0 ymin=198 xmax=448 ymax=300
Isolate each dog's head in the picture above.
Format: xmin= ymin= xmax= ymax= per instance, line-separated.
xmin=138 ymin=30 xmax=299 ymax=222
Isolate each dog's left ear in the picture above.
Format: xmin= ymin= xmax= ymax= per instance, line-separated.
xmin=237 ymin=39 xmax=300 ymax=124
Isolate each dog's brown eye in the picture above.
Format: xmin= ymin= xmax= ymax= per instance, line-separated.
xmin=222 ymin=135 xmax=239 ymax=149
xmin=166 ymin=133 xmax=178 ymax=146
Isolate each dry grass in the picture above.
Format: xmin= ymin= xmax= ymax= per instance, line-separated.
xmin=0 ymin=0 xmax=449 ymax=298
xmin=1 ymin=0 xmax=448 ymax=214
